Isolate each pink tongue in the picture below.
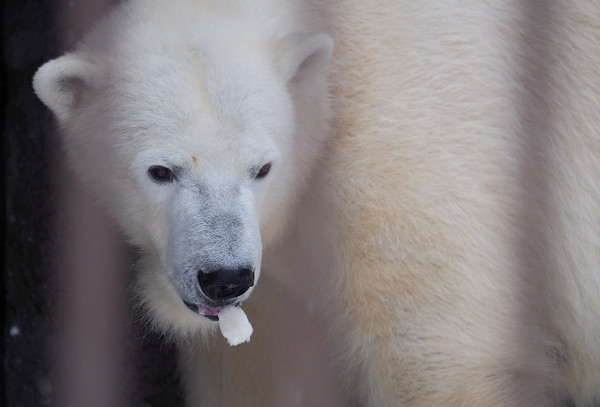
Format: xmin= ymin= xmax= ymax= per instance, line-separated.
xmin=202 ymin=306 xmax=221 ymax=316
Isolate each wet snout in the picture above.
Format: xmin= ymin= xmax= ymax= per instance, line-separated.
xmin=198 ymin=267 xmax=255 ymax=301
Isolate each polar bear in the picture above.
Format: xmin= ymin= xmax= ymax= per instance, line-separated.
xmin=33 ymin=0 xmax=600 ymax=406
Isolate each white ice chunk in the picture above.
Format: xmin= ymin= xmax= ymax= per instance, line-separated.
xmin=218 ymin=305 xmax=253 ymax=346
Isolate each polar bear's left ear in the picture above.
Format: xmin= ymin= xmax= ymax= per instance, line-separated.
xmin=33 ymin=53 xmax=105 ymax=123
xmin=276 ymin=32 xmax=333 ymax=83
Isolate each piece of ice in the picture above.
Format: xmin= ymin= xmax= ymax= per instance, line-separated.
xmin=218 ymin=305 xmax=253 ymax=346
xmin=9 ymin=326 xmax=21 ymax=337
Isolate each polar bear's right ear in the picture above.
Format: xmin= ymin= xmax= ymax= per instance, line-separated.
xmin=33 ymin=53 xmax=105 ymax=123
xmin=276 ymin=32 xmax=334 ymax=83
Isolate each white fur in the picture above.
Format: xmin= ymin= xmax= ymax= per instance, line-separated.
xmin=33 ymin=54 xmax=104 ymax=122
xmin=33 ymin=0 xmax=332 ymax=339
xmin=34 ymin=0 xmax=600 ymax=406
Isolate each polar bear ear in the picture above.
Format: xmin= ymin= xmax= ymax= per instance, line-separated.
xmin=277 ymin=32 xmax=333 ymax=83
xmin=33 ymin=53 xmax=104 ymax=123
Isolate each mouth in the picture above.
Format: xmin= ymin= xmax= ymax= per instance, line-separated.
xmin=183 ymin=300 xmax=240 ymax=321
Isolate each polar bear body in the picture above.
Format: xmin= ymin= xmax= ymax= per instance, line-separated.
xmin=34 ymin=0 xmax=600 ymax=406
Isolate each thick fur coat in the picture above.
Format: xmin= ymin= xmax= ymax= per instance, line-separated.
xmin=34 ymin=0 xmax=600 ymax=406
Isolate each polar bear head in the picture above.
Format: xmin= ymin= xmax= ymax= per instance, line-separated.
xmin=33 ymin=1 xmax=333 ymax=337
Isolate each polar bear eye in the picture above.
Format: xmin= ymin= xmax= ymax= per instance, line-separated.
xmin=148 ymin=165 xmax=176 ymax=183
xmin=255 ymin=163 xmax=272 ymax=180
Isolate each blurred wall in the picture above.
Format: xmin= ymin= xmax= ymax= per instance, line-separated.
xmin=3 ymin=1 xmax=184 ymax=406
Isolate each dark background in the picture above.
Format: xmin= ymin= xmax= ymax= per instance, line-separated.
xmin=3 ymin=1 xmax=185 ymax=405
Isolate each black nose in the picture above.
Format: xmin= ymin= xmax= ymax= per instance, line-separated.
xmin=198 ymin=267 xmax=255 ymax=302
